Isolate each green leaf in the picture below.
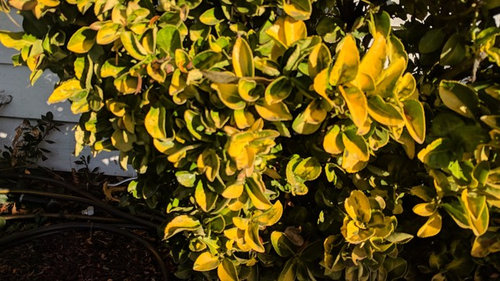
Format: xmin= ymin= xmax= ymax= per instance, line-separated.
xmin=157 ymin=25 xmax=181 ymax=57
xmin=120 ymin=31 xmax=147 ymax=60
xmin=417 ymin=138 xmax=453 ymax=169
xmin=438 ymin=80 xmax=479 ymax=119
xmin=367 ymin=95 xmax=404 ymax=127
xmin=200 ymin=8 xmax=222 ymax=25
xmin=283 ymin=0 xmax=312 ymax=21
xmin=265 ymin=76 xmax=293 ymax=104
xmin=271 ymin=231 xmax=295 ymax=257
xmin=193 ymin=50 xmax=223 ymax=70
xmin=175 ymin=171 xmax=197 ymax=187
xmin=217 ymin=259 xmax=239 ymax=281
xmin=418 ymin=29 xmax=445 ymax=54
xmin=278 ymin=258 xmax=297 ymax=281
xmin=440 ymin=34 xmax=465 ymax=66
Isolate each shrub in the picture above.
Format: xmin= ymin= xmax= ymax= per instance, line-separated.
xmin=1 ymin=0 xmax=499 ymax=280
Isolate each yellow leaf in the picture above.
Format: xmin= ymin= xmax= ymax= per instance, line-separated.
xmin=67 ymin=27 xmax=96 ymax=54
xmin=402 ymin=99 xmax=426 ymax=144
xmin=197 ymin=149 xmax=220 ymax=182
xmin=245 ymin=174 xmax=273 ymax=210
xmin=413 ymin=202 xmax=436 ymax=217
xmin=329 ymin=35 xmax=359 ymax=86
xmin=114 ymin=74 xmax=138 ymax=94
xmin=374 ymin=57 xmax=406 ymax=98
xmin=367 ymin=95 xmax=405 ymax=127
xmin=101 ymin=59 xmax=126 ymax=78
xmin=145 ymin=105 xmax=167 ymax=139
xmin=120 ymin=31 xmax=147 ymax=60
xmin=303 ymin=99 xmax=328 ymax=124
xmin=164 ymin=215 xmax=201 ymax=239
xmin=0 ymin=31 xmax=33 ymax=51
xmin=48 ymin=79 xmax=82 ymax=104
xmin=222 ymin=181 xmax=244 ymax=199
xmin=111 ymin=129 xmax=136 ymax=152
xmin=308 ymin=43 xmax=332 ymax=77
xmin=417 ymin=212 xmax=442 ymax=238
xmin=313 ymin=68 xmax=334 ymax=105
xmin=238 ymin=78 xmax=259 ymax=102
xmin=342 ymin=149 xmax=368 ymax=173
xmin=255 ymin=200 xmax=283 ymax=226
xmin=395 ymin=73 xmax=416 ymax=100
xmin=195 ymin=180 xmax=218 ymax=212
xmin=323 ymin=125 xmax=344 ymax=154
xmin=244 ymin=221 xmax=265 ymax=253
xmin=462 ymin=189 xmax=489 ymax=236
xmin=266 ymin=16 xmax=306 ymax=48
xmin=106 ymin=100 xmax=127 ymax=117
xmin=217 ymin=259 xmax=239 ymax=281
xmin=359 ymin=33 xmax=386 ymax=81
xmin=265 ymin=76 xmax=293 ymax=105
xmin=345 ymin=190 xmax=371 ymax=223
xmin=212 ymin=83 xmax=246 ymax=110
xmin=255 ymin=101 xmax=293 ymax=121
xmin=338 ymin=86 xmax=368 ymax=134
xmin=395 ymin=131 xmax=415 ymax=159
xmin=234 ymin=109 xmax=255 ymax=129
xmin=96 ymin=22 xmax=121 ymax=45
xmin=193 ymin=251 xmax=220 ymax=272
xmin=233 ymin=37 xmax=254 ymax=77
xmin=342 ymin=129 xmax=369 ymax=162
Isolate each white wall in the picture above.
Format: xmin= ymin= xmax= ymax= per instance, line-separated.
xmin=0 ymin=11 xmax=134 ymax=176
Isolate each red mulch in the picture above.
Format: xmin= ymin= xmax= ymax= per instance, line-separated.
xmin=0 ymin=229 xmax=169 ymax=281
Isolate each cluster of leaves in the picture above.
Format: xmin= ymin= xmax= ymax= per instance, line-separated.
xmin=1 ymin=0 xmax=499 ymax=280
xmin=0 ymin=112 xmax=61 ymax=167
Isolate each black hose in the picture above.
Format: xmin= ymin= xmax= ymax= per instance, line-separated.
xmin=0 ymin=188 xmax=159 ymax=229
xmin=1 ymin=213 xmax=128 ymax=223
xmin=0 ymin=222 xmax=169 ymax=281
xmin=1 ymin=174 xmax=166 ymax=222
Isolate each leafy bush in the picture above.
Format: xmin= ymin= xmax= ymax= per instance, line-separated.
xmin=1 ymin=0 xmax=500 ymax=280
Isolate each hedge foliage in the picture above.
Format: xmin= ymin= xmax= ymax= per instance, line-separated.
xmin=1 ymin=0 xmax=500 ymax=280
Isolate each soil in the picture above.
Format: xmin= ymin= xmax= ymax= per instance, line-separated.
xmin=0 ymin=228 xmax=171 ymax=281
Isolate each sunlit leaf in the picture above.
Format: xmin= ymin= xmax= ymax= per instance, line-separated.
xmin=233 ymin=37 xmax=254 ymax=77
xmin=164 ymin=215 xmax=201 ymax=239
xmin=329 ymin=35 xmax=359 ymax=86
xmin=417 ymin=212 xmax=442 ymax=238
xmin=193 ymin=251 xmax=220 ymax=271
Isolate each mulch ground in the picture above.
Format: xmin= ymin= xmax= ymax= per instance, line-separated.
xmin=0 ymin=228 xmax=170 ymax=281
